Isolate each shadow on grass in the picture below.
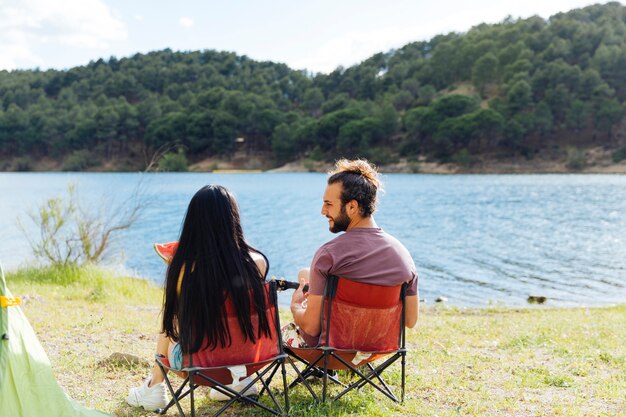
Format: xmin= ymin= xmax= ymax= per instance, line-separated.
xmin=113 ymin=381 xmax=399 ymax=417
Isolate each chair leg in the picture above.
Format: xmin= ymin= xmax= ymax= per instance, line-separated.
xmin=332 ymin=354 xmax=399 ymax=402
xmin=189 ymin=372 xmax=195 ymax=417
xmin=401 ymin=351 xmax=406 ymax=403
xmin=324 ymin=369 xmax=347 ymax=388
xmin=259 ymin=365 xmax=282 ymax=411
xmin=199 ymin=362 xmax=285 ymax=417
xmin=156 ymin=358 xmax=188 ymax=417
xmin=286 ymin=356 xmax=319 ymax=401
xmin=281 ymin=360 xmax=290 ymax=415
xmin=288 ymin=366 xmax=315 ymax=389
xmin=366 ymin=363 xmax=395 ymax=398
xmin=259 ymin=366 xmax=278 ymax=398
xmin=322 ymin=351 xmax=329 ymax=402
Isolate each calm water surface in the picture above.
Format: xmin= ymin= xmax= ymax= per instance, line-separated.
xmin=1 ymin=172 xmax=625 ymax=307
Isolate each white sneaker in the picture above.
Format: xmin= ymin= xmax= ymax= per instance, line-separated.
xmin=127 ymin=376 xmax=169 ymax=411
xmin=209 ymin=376 xmax=259 ymax=401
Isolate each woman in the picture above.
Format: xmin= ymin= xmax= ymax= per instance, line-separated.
xmin=127 ymin=185 xmax=271 ymax=410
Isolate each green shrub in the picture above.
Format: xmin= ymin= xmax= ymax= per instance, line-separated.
xmin=13 ymin=157 xmax=33 ymax=171
xmin=308 ymin=145 xmax=324 ymax=161
xmin=612 ymin=146 xmax=626 ymax=163
xmin=362 ymin=146 xmax=397 ymax=166
xmin=19 ymin=182 xmax=143 ymax=266
xmin=451 ymin=148 xmax=475 ymax=167
xmin=544 ymin=375 xmax=573 ymax=388
xmin=566 ymin=147 xmax=586 ymax=170
xmin=7 ymin=263 xmax=83 ymax=285
xmin=158 ymin=149 xmax=188 ymax=172
xmin=62 ymin=150 xmax=100 ymax=171
xmin=302 ymin=159 xmax=317 ymax=172
xmin=6 ymin=263 xmax=161 ymax=304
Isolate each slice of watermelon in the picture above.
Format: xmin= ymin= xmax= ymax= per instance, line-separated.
xmin=154 ymin=241 xmax=179 ymax=264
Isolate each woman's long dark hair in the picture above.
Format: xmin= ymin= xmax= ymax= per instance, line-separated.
xmin=162 ymin=185 xmax=271 ymax=353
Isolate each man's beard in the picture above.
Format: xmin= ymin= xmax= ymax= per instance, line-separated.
xmin=329 ymin=204 xmax=350 ymax=233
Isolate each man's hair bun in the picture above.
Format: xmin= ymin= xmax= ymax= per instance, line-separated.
xmin=330 ymin=158 xmax=383 ymax=191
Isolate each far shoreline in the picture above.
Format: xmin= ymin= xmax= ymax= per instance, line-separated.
xmin=0 ymin=157 xmax=626 ymax=175
xmin=4 ymin=146 xmax=626 ymax=174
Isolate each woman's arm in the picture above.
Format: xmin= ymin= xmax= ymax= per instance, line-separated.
xmin=251 ymin=251 xmax=267 ymax=276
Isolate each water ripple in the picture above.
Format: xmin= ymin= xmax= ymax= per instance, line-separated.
xmin=1 ymin=172 xmax=625 ymax=307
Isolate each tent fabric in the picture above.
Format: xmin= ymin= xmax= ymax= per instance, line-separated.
xmin=0 ymin=264 xmax=112 ymax=417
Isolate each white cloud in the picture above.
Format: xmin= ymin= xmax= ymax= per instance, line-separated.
xmin=291 ymin=12 xmax=501 ymax=73
xmin=0 ymin=0 xmax=127 ymax=70
xmin=0 ymin=31 xmax=43 ymax=69
xmin=289 ymin=1 xmax=596 ymax=73
xmin=291 ymin=26 xmax=428 ymax=73
xmin=179 ymin=17 xmax=194 ymax=28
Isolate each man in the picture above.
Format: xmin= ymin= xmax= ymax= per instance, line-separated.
xmin=289 ymin=158 xmax=418 ymax=347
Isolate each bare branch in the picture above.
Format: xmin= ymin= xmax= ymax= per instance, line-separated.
xmin=19 ymin=176 xmax=149 ymax=266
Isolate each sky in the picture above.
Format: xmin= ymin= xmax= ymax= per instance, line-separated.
xmin=0 ymin=0 xmax=614 ymax=74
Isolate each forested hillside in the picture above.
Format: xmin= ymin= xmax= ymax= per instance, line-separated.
xmin=2 ymin=2 xmax=626 ymax=171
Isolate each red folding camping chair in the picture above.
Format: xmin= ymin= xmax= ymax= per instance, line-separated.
xmin=285 ymin=275 xmax=407 ymax=403
xmin=155 ymin=281 xmax=289 ymax=417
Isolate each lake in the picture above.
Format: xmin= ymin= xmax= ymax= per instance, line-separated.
xmin=1 ymin=172 xmax=625 ymax=307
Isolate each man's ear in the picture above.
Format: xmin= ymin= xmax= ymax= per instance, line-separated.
xmin=347 ymin=199 xmax=359 ymax=215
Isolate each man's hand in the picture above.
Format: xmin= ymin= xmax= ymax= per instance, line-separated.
xmin=291 ymin=268 xmax=309 ymax=310
xmin=290 ymin=268 xmax=322 ymax=337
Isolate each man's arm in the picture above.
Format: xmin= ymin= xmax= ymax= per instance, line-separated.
xmin=291 ymin=292 xmax=323 ymax=337
xmin=405 ymin=294 xmax=418 ymax=328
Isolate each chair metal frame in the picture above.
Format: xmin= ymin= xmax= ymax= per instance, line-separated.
xmin=285 ymin=275 xmax=407 ymax=403
xmin=155 ymin=281 xmax=289 ymax=417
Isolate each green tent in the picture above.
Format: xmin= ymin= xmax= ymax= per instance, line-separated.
xmin=0 ymin=264 xmax=112 ymax=417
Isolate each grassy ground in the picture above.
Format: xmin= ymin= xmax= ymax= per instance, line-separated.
xmin=5 ymin=265 xmax=626 ymax=417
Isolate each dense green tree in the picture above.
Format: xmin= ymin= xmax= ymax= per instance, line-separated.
xmin=321 ymin=93 xmax=350 ymax=114
xmin=565 ymin=100 xmax=592 ymax=131
xmin=416 ymin=84 xmax=436 ymax=105
xmin=391 ymin=91 xmax=413 ymax=111
xmin=594 ymin=98 xmax=625 ymax=139
xmin=2 ymin=2 xmax=626 ymax=168
xmin=403 ymin=107 xmax=440 ymax=138
xmin=271 ymin=123 xmax=298 ymax=163
xmin=317 ymin=106 xmax=365 ymax=151
xmin=533 ymin=102 xmax=555 ymax=136
xmin=211 ymin=111 xmax=237 ymax=154
xmin=506 ymin=80 xmax=533 ymax=113
xmin=302 ymin=88 xmax=325 ymax=115
xmin=472 ymin=53 xmax=499 ymax=94
xmin=337 ymin=117 xmax=382 ymax=153
xmin=432 ymin=95 xmax=480 ymax=118
xmin=0 ymin=104 xmax=30 ymax=154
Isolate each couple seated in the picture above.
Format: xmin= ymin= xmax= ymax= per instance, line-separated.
xmin=126 ymin=159 xmax=419 ymax=415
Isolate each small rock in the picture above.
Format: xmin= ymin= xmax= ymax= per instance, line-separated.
xmin=435 ymin=296 xmax=448 ymax=303
xmin=527 ymin=295 xmax=547 ymax=304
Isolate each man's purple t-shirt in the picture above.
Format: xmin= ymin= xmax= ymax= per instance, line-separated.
xmin=308 ymin=227 xmax=418 ymax=296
